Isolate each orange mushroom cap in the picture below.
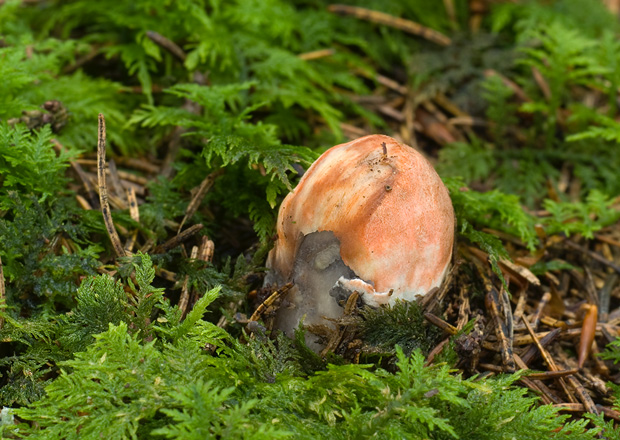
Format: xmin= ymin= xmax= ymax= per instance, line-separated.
xmin=267 ymin=134 xmax=454 ymax=307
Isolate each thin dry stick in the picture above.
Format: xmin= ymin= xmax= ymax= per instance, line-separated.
xmin=484 ymin=69 xmax=530 ymax=102
xmin=115 ymin=170 xmax=148 ymax=186
xmin=107 ymin=159 xmax=126 ymax=204
xmin=486 ymin=287 xmax=516 ymax=371
xmin=127 ymin=187 xmax=140 ymax=222
xmin=595 ymin=233 xmax=620 ymax=248
xmin=500 ymin=286 xmax=514 ymax=340
xmin=539 ymin=315 xmax=569 ymax=329
xmin=403 ymin=91 xmax=416 ymax=147
xmin=456 ymin=285 xmax=470 ymax=330
xmin=583 ymin=267 xmax=600 ymax=306
xmin=523 ymin=318 xmax=577 ymax=404
xmin=178 ymin=170 xmax=224 ymax=233
xmin=520 ymin=327 xmax=562 ymax=365
xmin=500 ymin=258 xmax=541 ymax=286
xmin=340 ymin=122 xmax=369 ymax=139
xmin=555 ymin=403 xmax=619 ymax=420
xmin=376 ymin=74 xmax=408 ymax=95
xmin=425 ymin=338 xmax=451 ymax=366
xmin=566 ymin=375 xmax=599 ymax=415
xmin=484 ymin=326 xmax=606 ymax=349
xmin=512 ymin=292 xmax=527 ymax=324
xmin=116 ymin=156 xmax=160 ymax=174
xmin=320 ymin=291 xmax=360 ymax=357
xmin=124 ymin=187 xmax=140 ymax=254
xmin=603 ymin=0 xmax=620 ymax=14
xmin=476 ymin=261 xmax=516 ymax=372
xmin=153 ymin=224 xmax=204 ymax=254
xmin=513 ymin=354 xmax=560 ymax=404
xmin=249 ymin=283 xmax=294 ymax=323
xmin=566 ymin=240 xmax=620 ymax=274
xmin=599 ymin=405 xmax=620 ymax=421
xmin=447 ymin=116 xmax=486 ymax=127
xmin=92 ymin=173 xmax=127 ymax=211
xmin=146 ymin=30 xmax=187 ymax=62
xmin=198 ymin=236 xmax=215 ymax=262
xmin=537 ymin=382 xmax=565 ymax=405
xmin=523 ymin=318 xmax=562 ymax=372
xmin=63 ymin=45 xmax=101 ymax=74
xmin=187 ymin=236 xmax=216 ymax=308
xmin=527 ymin=369 xmax=580 ymax=380
xmin=328 ymin=4 xmax=452 ymax=46
xmin=139 ymin=237 xmax=156 ymax=254
xmin=156 ymin=267 xmax=177 ymax=282
xmin=97 ymin=114 xmax=126 ymax=258
xmin=518 ymin=376 xmax=553 ymax=405
xmin=75 ymin=194 xmax=92 ymax=210
xmin=434 ymin=93 xmax=468 ymax=117
xmin=0 ymin=0 xmax=42 ymax=6
xmin=377 ymin=103 xmax=405 ymax=122
xmin=531 ymin=66 xmax=551 ymax=100
xmin=530 ymin=291 xmax=551 ymax=330
xmin=125 ymin=231 xmax=138 ymax=255
xmin=424 ymin=312 xmax=458 ymax=335
xmin=298 ymin=48 xmax=335 ymax=61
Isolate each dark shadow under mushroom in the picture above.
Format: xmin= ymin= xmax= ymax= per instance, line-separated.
xmin=272 ymin=231 xmax=359 ymax=350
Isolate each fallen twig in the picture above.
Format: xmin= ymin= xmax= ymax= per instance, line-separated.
xmin=146 ymin=30 xmax=187 ymax=62
xmin=328 ymin=4 xmax=451 ymax=46
xmin=566 ymin=240 xmax=620 ymax=274
xmin=97 ymin=114 xmax=126 ymax=258
xmin=178 ymin=169 xmax=224 ymax=233
xmin=523 ymin=318 xmax=577 ymax=404
xmin=249 ymin=283 xmax=294 ymax=323
xmin=153 ymin=224 xmax=204 ymax=254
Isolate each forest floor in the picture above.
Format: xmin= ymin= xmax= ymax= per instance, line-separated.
xmin=1 ymin=0 xmax=620 ymax=438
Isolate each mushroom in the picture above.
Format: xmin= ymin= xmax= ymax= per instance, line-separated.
xmin=265 ymin=134 xmax=454 ymax=348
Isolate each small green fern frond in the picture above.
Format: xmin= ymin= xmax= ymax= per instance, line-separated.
xmin=437 ymin=139 xmax=497 ymax=183
xmin=542 ymin=190 xmax=620 ymax=238
xmin=567 ymin=114 xmax=620 ymax=143
xmin=482 ymin=75 xmax=518 ymax=143
xmin=359 ymin=301 xmax=441 ymax=356
xmin=0 ymin=124 xmax=73 ymax=206
xmin=131 ymin=82 xmax=317 ymax=190
xmin=445 ymin=178 xmax=538 ymax=250
xmin=59 ymin=274 xmax=127 ymax=353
